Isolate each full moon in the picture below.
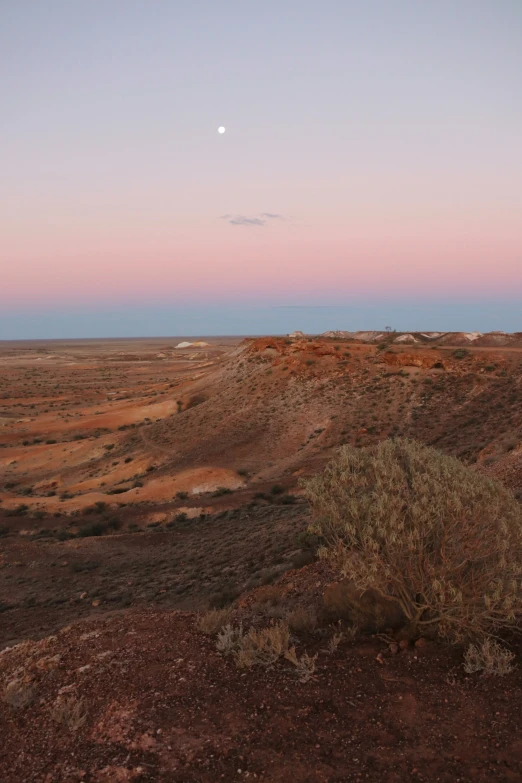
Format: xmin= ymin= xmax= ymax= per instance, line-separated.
xmin=218 ymin=126 xmax=226 ymax=134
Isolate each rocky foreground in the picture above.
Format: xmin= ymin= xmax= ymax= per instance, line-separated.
xmin=1 ymin=603 xmax=522 ymax=782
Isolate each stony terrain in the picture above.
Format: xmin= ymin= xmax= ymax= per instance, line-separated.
xmin=1 ymin=332 xmax=522 ymax=781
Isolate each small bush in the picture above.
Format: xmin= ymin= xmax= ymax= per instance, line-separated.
xmin=5 ymin=504 xmax=29 ymax=517
xmin=56 ymin=529 xmax=73 ymax=541
xmin=235 ymin=622 xmax=290 ymax=668
xmin=186 ymin=394 xmax=206 ymax=409
xmin=324 ymin=632 xmax=344 ymax=655
xmin=284 ymin=647 xmax=317 ymax=682
xmin=216 ymin=623 xmax=244 ymax=655
xmin=270 ymin=484 xmax=284 ymax=495
xmin=463 ymin=639 xmax=515 ymax=676
xmin=212 ymin=487 xmax=233 ymax=497
xmin=253 ymin=585 xmax=284 ymax=606
xmin=286 ymin=606 xmax=317 ymax=633
xmin=51 ymin=695 xmax=87 ymax=731
xmin=453 ymin=349 xmax=469 ymax=360
xmin=78 ymin=522 xmax=107 ymax=538
xmin=197 ymin=607 xmax=233 ymax=635
xmin=3 ymin=679 xmax=34 ymax=709
xmin=302 ymin=438 xmax=522 ymax=643
xmin=176 ymin=491 xmax=189 ymax=500
xmin=291 ymin=550 xmax=316 ymax=568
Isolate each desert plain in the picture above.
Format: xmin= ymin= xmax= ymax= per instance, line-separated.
xmin=1 ymin=331 xmax=522 ymax=781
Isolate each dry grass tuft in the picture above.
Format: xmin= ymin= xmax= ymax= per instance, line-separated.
xmin=286 ymin=606 xmax=317 ymax=633
xmin=284 ymin=647 xmax=318 ymax=682
xmin=51 ymin=695 xmax=87 ymax=731
xmin=324 ymin=632 xmax=344 ymax=655
xmin=463 ymin=639 xmax=515 ymax=676
xmin=197 ymin=607 xmax=233 ymax=635
xmin=235 ymin=622 xmax=290 ymax=669
xmin=252 ymin=585 xmax=284 ymax=606
xmin=2 ymin=678 xmax=35 ymax=709
xmin=216 ymin=623 xmax=244 ymax=655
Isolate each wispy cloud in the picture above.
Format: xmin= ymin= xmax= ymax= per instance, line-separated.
xmin=230 ymin=215 xmax=266 ymax=226
xmin=220 ymin=213 xmax=285 ymax=227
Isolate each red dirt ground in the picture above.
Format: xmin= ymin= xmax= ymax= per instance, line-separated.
xmin=1 ymin=606 xmax=521 ymax=783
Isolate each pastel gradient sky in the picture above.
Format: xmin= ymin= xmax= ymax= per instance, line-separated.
xmin=1 ymin=0 xmax=521 ymax=338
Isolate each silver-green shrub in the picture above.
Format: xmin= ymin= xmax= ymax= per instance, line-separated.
xmin=302 ymin=438 xmax=522 ymax=643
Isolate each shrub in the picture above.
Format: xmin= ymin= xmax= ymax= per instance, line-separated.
xmin=270 ymin=484 xmax=284 ymax=495
xmin=3 ymin=679 xmax=34 ymax=709
xmin=186 ymin=394 xmax=206 ymax=409
xmin=324 ymin=632 xmax=344 ymax=654
xmin=253 ymin=585 xmax=283 ymax=606
xmin=286 ymin=606 xmax=317 ymax=633
xmin=213 ymin=487 xmax=233 ymax=497
xmin=197 ymin=607 xmax=232 ymax=635
xmin=453 ymin=349 xmax=469 ymax=360
xmin=176 ymin=491 xmax=189 ymax=500
xmin=5 ymin=504 xmax=29 ymax=517
xmin=302 ymin=438 xmax=522 ymax=643
xmin=216 ymin=623 xmax=244 ymax=655
xmin=463 ymin=639 xmax=515 ymax=676
xmin=291 ymin=550 xmax=316 ymax=569
xmin=51 ymin=695 xmax=87 ymax=731
xmin=284 ymin=647 xmax=317 ymax=682
xmin=78 ymin=521 xmax=107 ymax=538
xmin=56 ymin=529 xmax=73 ymax=541
xmin=235 ymin=622 xmax=290 ymax=668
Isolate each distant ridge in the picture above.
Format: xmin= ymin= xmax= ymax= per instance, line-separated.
xmin=287 ymin=330 xmax=522 ymax=347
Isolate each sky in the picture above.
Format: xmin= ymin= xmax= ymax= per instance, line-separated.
xmin=1 ymin=0 xmax=521 ymax=338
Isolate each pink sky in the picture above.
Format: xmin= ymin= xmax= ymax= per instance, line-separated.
xmin=2 ymin=1 xmax=521 ymax=332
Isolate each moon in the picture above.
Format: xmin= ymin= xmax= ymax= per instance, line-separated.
xmin=218 ymin=126 xmax=226 ymax=134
